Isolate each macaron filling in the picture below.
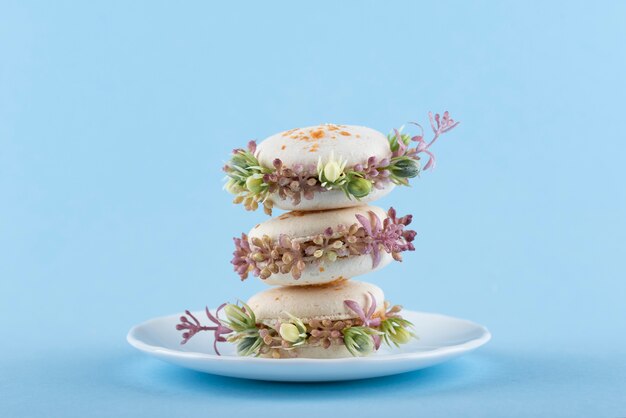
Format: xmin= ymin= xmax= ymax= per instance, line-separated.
xmin=223 ymin=111 xmax=459 ymax=214
xmin=231 ymin=207 xmax=416 ymax=281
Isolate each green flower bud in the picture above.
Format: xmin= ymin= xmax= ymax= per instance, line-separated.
xmin=279 ymin=313 xmax=308 ymax=346
xmin=391 ymin=158 xmax=420 ymax=179
xmin=390 ymin=326 xmax=413 ymax=345
xmin=380 ymin=317 xmax=416 ymax=347
xmin=224 ymin=178 xmax=244 ymax=195
xmin=279 ymin=323 xmax=301 ymax=343
xmin=224 ymin=304 xmax=250 ymax=329
xmin=346 ymin=177 xmax=373 ymax=198
xmin=343 ymin=326 xmax=378 ymax=356
xmin=245 ymin=173 xmax=265 ymax=194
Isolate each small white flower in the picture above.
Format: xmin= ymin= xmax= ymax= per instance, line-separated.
xmin=279 ymin=323 xmax=301 ymax=343
xmin=317 ymin=151 xmax=348 ymax=186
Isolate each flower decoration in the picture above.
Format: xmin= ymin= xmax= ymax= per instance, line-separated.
xmin=344 ymin=292 xmax=382 ymax=349
xmin=379 ymin=301 xmax=416 ymax=347
xmin=317 ymin=151 xmax=348 ymax=188
xmin=355 ymin=207 xmax=416 ymax=268
xmin=308 ymin=318 xmax=353 ymax=349
xmin=175 ymin=299 xmax=415 ymax=358
xmin=221 ymin=302 xmax=265 ymax=356
xmin=231 ymin=207 xmax=416 ymax=281
xmin=342 ymin=326 xmax=382 ymax=357
xmin=344 ymin=292 xmax=382 ymax=328
xmin=223 ymin=112 xmax=459 ymax=214
xmin=176 ymin=305 xmax=232 ymax=355
xmin=278 ymin=313 xmax=308 ymax=347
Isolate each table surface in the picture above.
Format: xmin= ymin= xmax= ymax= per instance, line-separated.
xmin=1 ymin=1 xmax=625 ymax=417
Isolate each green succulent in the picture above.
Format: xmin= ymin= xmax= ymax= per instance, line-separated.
xmin=235 ymin=333 xmax=264 ymax=356
xmin=344 ymin=173 xmax=373 ymax=199
xmin=222 ymin=302 xmax=265 ymax=356
xmin=388 ymin=157 xmax=420 ymax=185
xmin=224 ymin=149 xmax=271 ymax=207
xmin=387 ymin=132 xmax=412 ymax=153
xmin=223 ymin=302 xmax=257 ymax=331
xmin=342 ymin=326 xmax=382 ymax=357
xmin=380 ymin=317 xmax=416 ymax=347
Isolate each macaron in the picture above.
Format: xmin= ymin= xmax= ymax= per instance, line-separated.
xmin=248 ymin=280 xmax=385 ymax=358
xmin=231 ymin=205 xmax=417 ymax=286
xmin=223 ymin=113 xmax=459 ymax=215
xmin=176 ymin=280 xmax=415 ymax=359
xmin=240 ymin=280 xmax=416 ymax=358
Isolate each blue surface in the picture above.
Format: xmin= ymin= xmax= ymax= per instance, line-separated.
xmin=1 ymin=1 xmax=625 ymax=417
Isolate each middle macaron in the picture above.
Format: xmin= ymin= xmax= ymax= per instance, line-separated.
xmin=232 ymin=205 xmax=416 ymax=286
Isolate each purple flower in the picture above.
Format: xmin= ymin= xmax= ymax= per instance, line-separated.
xmin=429 ymin=111 xmax=459 ymax=135
xmin=344 ymin=292 xmax=382 ymax=349
xmin=391 ymin=111 xmax=460 ymax=171
xmin=344 ymin=292 xmax=382 ymax=328
xmin=176 ymin=304 xmax=233 ymax=355
xmin=232 ymin=233 xmax=255 ymax=280
xmin=355 ymin=208 xmax=416 ymax=268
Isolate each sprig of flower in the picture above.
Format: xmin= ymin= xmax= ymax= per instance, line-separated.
xmin=175 ymin=300 xmax=415 ymax=357
xmin=223 ymin=112 xmax=459 ymax=212
xmin=355 ymin=207 xmax=416 ymax=268
xmin=175 ymin=305 xmax=232 ymax=355
xmin=386 ymin=111 xmax=460 ymax=175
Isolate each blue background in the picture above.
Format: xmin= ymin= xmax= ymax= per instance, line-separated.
xmin=2 ymin=1 xmax=625 ymax=417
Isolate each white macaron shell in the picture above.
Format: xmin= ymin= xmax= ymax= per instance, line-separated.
xmin=270 ymin=184 xmax=395 ymax=211
xmin=256 ymin=124 xmax=392 ymax=169
xmin=247 ymin=280 xmax=385 ymax=323
xmin=249 ymin=205 xmax=388 ymax=240
xmin=261 ymin=252 xmax=393 ymax=286
xmin=248 ymin=205 xmax=392 ymax=286
xmin=259 ymin=344 xmax=353 ymax=359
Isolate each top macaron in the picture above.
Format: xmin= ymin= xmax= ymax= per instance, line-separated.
xmin=223 ymin=111 xmax=459 ymax=215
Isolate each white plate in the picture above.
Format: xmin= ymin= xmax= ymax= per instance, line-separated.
xmin=127 ymin=310 xmax=490 ymax=382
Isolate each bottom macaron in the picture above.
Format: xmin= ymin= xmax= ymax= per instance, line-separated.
xmin=176 ymin=280 xmax=415 ymax=359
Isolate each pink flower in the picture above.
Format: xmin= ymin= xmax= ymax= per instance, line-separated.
xmin=232 ymin=233 xmax=256 ymax=280
xmin=355 ymin=207 xmax=416 ymax=268
xmin=391 ymin=111 xmax=460 ymax=171
xmin=344 ymin=292 xmax=382 ymax=349
xmin=176 ymin=304 xmax=233 ymax=355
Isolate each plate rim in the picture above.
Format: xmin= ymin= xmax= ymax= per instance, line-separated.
xmin=127 ymin=310 xmax=491 ymax=364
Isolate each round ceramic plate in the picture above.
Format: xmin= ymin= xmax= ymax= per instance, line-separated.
xmin=127 ymin=310 xmax=490 ymax=382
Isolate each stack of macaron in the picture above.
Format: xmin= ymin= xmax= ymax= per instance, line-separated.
xmin=177 ymin=112 xmax=459 ymax=358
